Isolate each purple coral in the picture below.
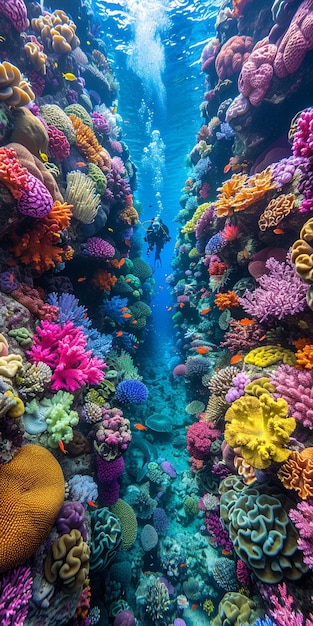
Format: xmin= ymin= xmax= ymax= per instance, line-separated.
xmin=56 ymin=501 xmax=87 ymax=541
xmin=0 ymin=565 xmax=32 ymax=625
xmin=292 ymin=108 xmax=313 ymax=159
xmin=84 ymin=237 xmax=115 ymax=259
xmin=0 ymin=0 xmax=28 ymax=32
xmin=96 ymin=455 xmax=125 ymax=505
xmin=17 ymin=173 xmax=54 ymax=218
xmin=270 ymin=155 xmax=306 ymax=187
xmin=94 ymin=407 xmax=132 ymax=459
xmin=240 ymin=253 xmax=308 ymax=322
xmin=225 ymin=371 xmax=251 ymax=402
xmin=289 ymin=499 xmax=313 ymax=568
xmin=271 ymin=364 xmax=313 ymax=428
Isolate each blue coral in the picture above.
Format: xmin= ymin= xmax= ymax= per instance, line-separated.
xmin=86 ymin=328 xmax=113 ymax=358
xmin=116 ymin=380 xmax=149 ymax=404
xmin=205 ymin=232 xmax=227 ymax=255
xmin=47 ymin=292 xmax=91 ymax=329
xmin=100 ymin=296 xmax=129 ymax=325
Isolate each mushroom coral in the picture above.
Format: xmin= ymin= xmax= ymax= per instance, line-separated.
xmin=219 ymin=476 xmax=308 ymax=583
xmin=0 ymin=445 xmax=64 ymax=572
xmin=224 ymin=393 xmax=296 ymax=469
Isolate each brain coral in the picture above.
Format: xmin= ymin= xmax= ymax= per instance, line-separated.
xmin=44 ymin=529 xmax=90 ymax=592
xmin=110 ymin=499 xmax=138 ymax=549
xmin=219 ymin=476 xmax=308 ymax=583
xmin=278 ymin=448 xmax=313 ymax=499
xmin=0 ymin=445 xmax=64 ymax=572
xmin=211 ymin=591 xmax=257 ymax=626
xmin=89 ymin=507 xmax=122 ymax=573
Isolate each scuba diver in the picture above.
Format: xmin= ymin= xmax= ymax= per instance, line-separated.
xmin=144 ymin=216 xmax=171 ymax=266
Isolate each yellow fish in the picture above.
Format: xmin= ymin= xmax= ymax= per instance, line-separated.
xmin=39 ymin=150 xmax=48 ymax=162
xmin=62 ymin=72 xmax=77 ymax=81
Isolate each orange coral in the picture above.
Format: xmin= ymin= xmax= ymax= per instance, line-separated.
xmin=232 ymin=0 xmax=253 ymax=17
xmin=118 ymin=205 xmax=139 ymax=225
xmin=216 ymin=168 xmax=274 ymax=218
xmin=0 ymin=147 xmax=28 ymax=199
xmin=31 ymin=10 xmax=80 ymax=54
xmin=10 ymin=216 xmax=68 ymax=273
xmin=0 ymin=445 xmax=64 ymax=572
xmin=92 ymin=269 xmax=118 ymax=291
xmin=69 ymin=114 xmax=111 ymax=170
xmin=278 ymin=448 xmax=313 ymax=499
xmin=294 ymin=339 xmax=313 ymax=370
xmin=258 ymin=193 xmax=295 ymax=231
xmin=0 ymin=61 xmax=35 ymax=107
xmin=215 ymin=36 xmax=253 ymax=81
xmin=214 ymin=290 xmax=240 ymax=310
xmin=47 ymin=200 xmax=73 ymax=229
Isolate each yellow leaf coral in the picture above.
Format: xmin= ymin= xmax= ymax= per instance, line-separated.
xmin=215 ymin=168 xmax=274 ymax=218
xmin=224 ymin=393 xmax=296 ymax=469
xmin=244 ymin=345 xmax=296 ymax=368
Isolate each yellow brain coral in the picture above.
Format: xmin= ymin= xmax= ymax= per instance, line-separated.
xmin=224 ymin=393 xmax=296 ymax=470
xmin=0 ymin=445 xmax=64 ymax=572
xmin=291 ymin=217 xmax=313 ymax=285
xmin=244 ymin=345 xmax=296 ymax=367
xmin=278 ymin=448 xmax=313 ymax=499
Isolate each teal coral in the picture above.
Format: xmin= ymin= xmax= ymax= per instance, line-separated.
xmin=89 ymin=507 xmax=122 ymax=573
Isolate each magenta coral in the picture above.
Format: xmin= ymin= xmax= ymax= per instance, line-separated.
xmin=289 ymin=499 xmax=313 ymax=568
xmin=238 ymin=38 xmax=277 ymax=106
xmin=292 ymin=108 xmax=313 ymax=159
xmin=269 ymin=582 xmax=308 ymax=626
xmin=221 ymin=319 xmax=265 ymax=355
xmin=84 ymin=237 xmax=115 ymax=259
xmin=271 ymin=364 xmax=313 ymax=428
xmin=172 ymin=364 xmax=187 ymax=379
xmin=17 ymin=173 xmax=54 ymax=218
xmin=27 ymin=320 xmax=106 ymax=391
xmin=186 ymin=421 xmax=221 ymax=460
xmin=0 ymin=0 xmax=28 ymax=32
xmin=0 ymin=146 xmax=29 ymax=200
xmin=240 ymin=253 xmax=308 ymax=322
xmin=94 ymin=407 xmax=132 ymax=460
xmin=0 ymin=565 xmax=32 ymax=625
xmin=96 ymin=455 xmax=125 ymax=505
xmin=47 ymin=125 xmax=71 ymax=161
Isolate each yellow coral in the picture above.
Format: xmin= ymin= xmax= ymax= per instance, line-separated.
xmin=117 ymin=205 xmax=139 ymax=225
xmin=5 ymin=390 xmax=24 ymax=418
xmin=216 ymin=168 xmax=274 ymax=218
xmin=225 ymin=393 xmax=296 ymax=469
xmin=244 ymin=345 xmax=296 ymax=368
xmin=0 ymin=61 xmax=35 ymax=107
xmin=291 ymin=218 xmax=313 ymax=284
xmin=244 ymin=377 xmax=276 ymax=398
xmin=278 ymin=448 xmax=313 ymax=499
xmin=32 ymin=10 xmax=80 ymax=54
xmin=181 ymin=202 xmax=213 ymax=234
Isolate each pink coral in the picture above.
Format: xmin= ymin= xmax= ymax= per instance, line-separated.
xmin=94 ymin=407 xmax=132 ymax=460
xmin=27 ymin=320 xmax=106 ymax=391
xmin=172 ymin=364 xmax=187 ymax=379
xmin=215 ymin=36 xmax=253 ymax=80
xmin=186 ymin=421 xmax=221 ymax=460
xmin=289 ymin=499 xmax=313 ymax=568
xmin=47 ymin=125 xmax=70 ymax=161
xmin=0 ymin=0 xmax=28 ymax=32
xmin=0 ymin=146 xmax=29 ymax=200
xmin=238 ymin=38 xmax=277 ymax=106
xmin=274 ymin=0 xmax=313 ymax=79
xmin=292 ymin=108 xmax=313 ymax=159
xmin=271 ymin=364 xmax=313 ymax=429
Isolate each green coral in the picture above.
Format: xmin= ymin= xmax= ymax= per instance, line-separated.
xmin=219 ymin=476 xmax=308 ymax=583
xmin=90 ymin=507 xmax=122 ymax=573
xmin=182 ymin=202 xmax=213 ymax=234
xmin=64 ymin=104 xmax=93 ymax=127
xmin=131 ymin=257 xmax=153 ymax=279
xmin=110 ymin=499 xmax=138 ymax=550
xmin=183 ymin=495 xmax=199 ymax=517
xmin=244 ymin=345 xmax=296 ymax=367
xmin=8 ymin=327 xmax=33 ymax=348
xmin=87 ymin=163 xmax=107 ymax=195
xmin=224 ymin=393 xmax=296 ymax=470
xmin=244 ymin=377 xmax=276 ymax=398
xmin=42 ymin=391 xmax=79 ymax=447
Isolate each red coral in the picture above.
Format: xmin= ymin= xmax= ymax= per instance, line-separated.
xmin=10 ymin=283 xmax=58 ymax=321
xmin=47 ymin=125 xmax=70 ymax=161
xmin=0 ymin=147 xmax=28 ymax=199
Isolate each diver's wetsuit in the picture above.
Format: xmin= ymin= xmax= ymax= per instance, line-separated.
xmin=145 ymin=219 xmax=171 ymax=265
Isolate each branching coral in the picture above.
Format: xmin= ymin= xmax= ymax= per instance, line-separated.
xmin=240 ymin=254 xmax=308 ymax=322
xmin=289 ymin=499 xmax=313 ymax=568
xmin=224 ymin=393 xmax=296 ymax=469
xmin=215 ymin=290 xmax=240 ymax=310
xmin=0 ymin=146 xmax=28 ymax=199
xmin=221 ymin=318 xmax=265 ymax=354
xmin=271 ymin=364 xmax=313 ymax=428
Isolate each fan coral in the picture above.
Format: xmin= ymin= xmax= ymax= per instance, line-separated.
xmin=258 ymin=194 xmax=295 ymax=231
xmin=278 ymin=449 xmax=313 ymax=499
xmin=27 ymin=320 xmax=106 ymax=392
xmin=65 ymin=171 xmax=101 ymax=224
xmin=240 ymin=254 xmax=308 ymax=322
xmin=0 ymin=444 xmax=64 ymax=572
xmin=115 ymin=380 xmax=148 ymax=404
xmin=219 ymin=476 xmax=308 ymax=582
xmin=224 ymin=393 xmax=296 ymax=469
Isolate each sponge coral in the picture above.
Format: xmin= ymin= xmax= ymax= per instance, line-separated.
xmin=224 ymin=393 xmax=296 ymax=469
xmin=0 ymin=445 xmax=64 ymax=572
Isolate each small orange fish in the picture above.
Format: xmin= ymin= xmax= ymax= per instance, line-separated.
xmin=134 ymin=423 xmax=147 ymax=431
xmin=179 ymin=302 xmax=185 ymax=308
xmin=259 ymin=334 xmax=267 ymax=342
xmin=116 ymin=331 xmax=123 ymax=337
xmin=131 ymin=320 xmax=137 ymax=324
xmin=200 ymin=308 xmax=211 ymax=315
xmin=238 ymin=318 xmax=255 ymax=326
xmin=6 ymin=259 xmax=17 ymax=267
xmin=77 ymin=276 xmax=87 ymax=283
xmin=76 ymin=161 xmax=87 ymax=167
xmin=124 ymin=239 xmax=131 ymax=246
xmin=179 ymin=563 xmax=187 ymax=568
xmin=223 ymin=162 xmax=232 ymax=174
xmin=123 ymin=313 xmax=132 ymax=318
xmin=111 ymin=105 xmax=117 ymax=114
xmin=273 ymin=228 xmax=284 ymax=235
xmin=87 ymin=500 xmax=98 ymax=508
xmin=58 ymin=440 xmax=68 ymax=454
xmin=133 ymin=345 xmax=139 ymax=349
xmin=118 ymin=258 xmax=125 ymax=268
xmin=120 ymin=307 xmax=129 ymax=311
xmin=230 ymin=354 xmax=244 ymax=365
xmin=222 ymin=549 xmax=232 ymax=555
xmin=196 ymin=346 xmax=209 ymax=354
xmin=191 ymin=604 xmax=199 ymax=611
xmin=9 ymin=273 xmax=15 ymax=282
xmin=125 ymin=279 xmax=132 ymax=283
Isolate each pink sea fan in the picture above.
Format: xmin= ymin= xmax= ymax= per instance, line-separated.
xmin=271 ymin=364 xmax=313 ymax=428
xmin=27 ymin=320 xmax=106 ymax=391
xmin=240 ymin=253 xmax=308 ymax=322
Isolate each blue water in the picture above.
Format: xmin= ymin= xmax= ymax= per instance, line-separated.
xmin=93 ymin=0 xmax=219 ymax=327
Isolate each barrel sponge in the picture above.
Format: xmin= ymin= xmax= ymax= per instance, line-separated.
xmin=110 ymin=499 xmax=138 ymax=550
xmin=219 ymin=476 xmax=308 ymax=583
xmin=0 ymin=444 xmax=65 ymax=572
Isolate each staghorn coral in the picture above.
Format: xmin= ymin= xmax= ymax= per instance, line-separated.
xmin=240 ymin=254 xmax=308 ymax=322
xmin=289 ymin=499 xmax=313 ymax=568
xmin=292 ymin=217 xmax=313 ymax=284
xmin=0 ymin=445 xmax=64 ymax=572
xmin=69 ymin=114 xmax=111 ymax=170
xmin=224 ymin=393 xmax=296 ymax=469
xmin=258 ymin=194 xmax=296 ymax=231
xmin=271 ymin=364 xmax=313 ymax=428
xmin=44 ymin=529 xmax=90 ymax=593
xmin=221 ymin=318 xmax=265 ymax=354
xmin=215 ymin=169 xmax=274 ymax=218
xmin=244 ymin=345 xmax=296 ymax=367
xmin=219 ymin=476 xmax=308 ymax=583
xmin=65 ymin=171 xmax=100 ymax=224
xmin=278 ymin=448 xmax=313 ymax=499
